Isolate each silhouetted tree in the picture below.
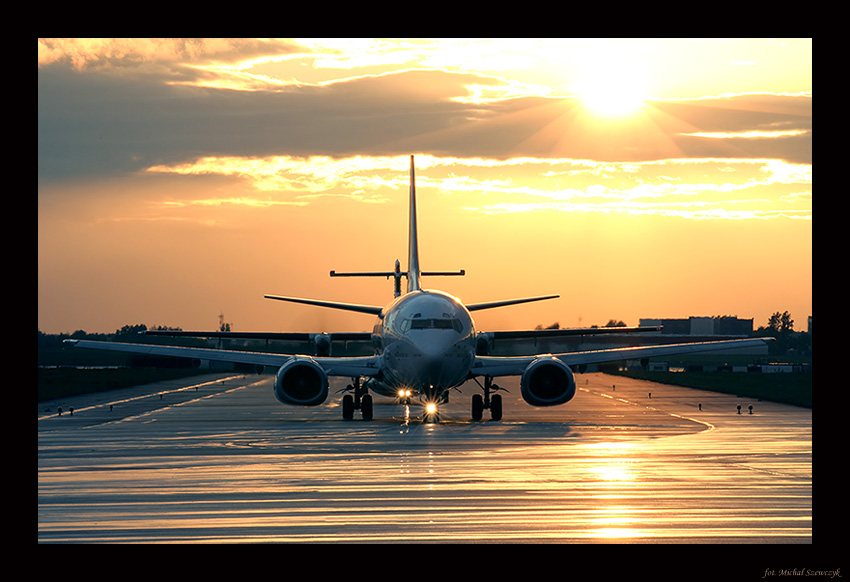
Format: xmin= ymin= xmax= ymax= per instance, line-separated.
xmin=756 ymin=311 xmax=796 ymax=355
xmin=116 ymin=324 xmax=147 ymax=337
xmin=768 ymin=311 xmax=794 ymax=335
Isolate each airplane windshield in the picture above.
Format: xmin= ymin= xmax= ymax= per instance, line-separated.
xmin=403 ymin=318 xmax=463 ymax=333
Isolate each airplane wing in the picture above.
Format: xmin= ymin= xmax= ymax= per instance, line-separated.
xmin=483 ymin=325 xmax=661 ymax=340
xmin=142 ymin=330 xmax=372 ymax=342
xmin=471 ymin=337 xmax=772 ymax=377
xmin=474 ymin=326 xmax=662 ymax=355
xmin=63 ymin=339 xmax=382 ymax=377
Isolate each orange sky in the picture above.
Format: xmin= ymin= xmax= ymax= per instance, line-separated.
xmin=38 ymin=39 xmax=812 ymax=334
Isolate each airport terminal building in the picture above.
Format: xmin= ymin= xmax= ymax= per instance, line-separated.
xmin=639 ymin=316 xmax=753 ymax=337
xmin=493 ymin=315 xmax=765 ymax=361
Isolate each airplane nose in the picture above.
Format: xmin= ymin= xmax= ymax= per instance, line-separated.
xmin=407 ymin=331 xmax=469 ymax=387
xmin=410 ymin=330 xmax=454 ymax=357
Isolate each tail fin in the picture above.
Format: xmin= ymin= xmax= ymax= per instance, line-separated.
xmin=329 ymin=155 xmax=463 ymax=297
xmin=407 ymin=154 xmax=421 ymax=293
xmin=266 ymin=154 xmax=555 ymax=313
xmin=406 ymin=156 xmax=466 ymax=291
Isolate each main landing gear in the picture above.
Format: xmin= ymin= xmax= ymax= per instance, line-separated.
xmin=471 ymin=376 xmax=504 ymax=421
xmin=341 ymin=377 xmax=372 ymax=421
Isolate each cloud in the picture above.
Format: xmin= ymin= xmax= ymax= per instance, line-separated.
xmin=38 ymin=64 xmax=811 ymax=184
xmin=136 ymin=153 xmax=811 ymax=222
xmin=38 ymin=66 xmax=494 ymax=179
xmin=38 ymin=41 xmax=811 ymax=185
xmin=37 ymin=38 xmax=303 ymax=71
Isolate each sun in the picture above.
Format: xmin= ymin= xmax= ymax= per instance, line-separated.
xmin=572 ymin=56 xmax=650 ymax=118
xmin=578 ymin=81 xmax=647 ymax=118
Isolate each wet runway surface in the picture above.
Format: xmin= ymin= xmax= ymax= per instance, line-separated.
xmin=38 ymin=372 xmax=811 ymax=543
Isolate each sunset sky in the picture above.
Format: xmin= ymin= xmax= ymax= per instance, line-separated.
xmin=38 ymin=38 xmax=812 ymax=335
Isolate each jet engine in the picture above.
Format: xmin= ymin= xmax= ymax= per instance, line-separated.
xmin=520 ymin=356 xmax=576 ymax=407
xmin=274 ymin=357 xmax=329 ymax=406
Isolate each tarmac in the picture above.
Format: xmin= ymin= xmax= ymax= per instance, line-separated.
xmin=39 ymin=371 xmax=812 ymax=545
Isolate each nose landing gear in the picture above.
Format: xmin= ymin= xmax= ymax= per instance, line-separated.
xmin=341 ymin=377 xmax=373 ymax=420
xmin=471 ymin=376 xmax=504 ymax=421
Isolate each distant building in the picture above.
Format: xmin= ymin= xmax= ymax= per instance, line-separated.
xmin=640 ymin=316 xmax=753 ymax=336
xmin=714 ymin=316 xmax=754 ymax=336
xmin=690 ymin=316 xmax=714 ymax=335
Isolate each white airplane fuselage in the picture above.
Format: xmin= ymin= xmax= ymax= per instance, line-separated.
xmin=370 ymin=289 xmax=476 ymax=399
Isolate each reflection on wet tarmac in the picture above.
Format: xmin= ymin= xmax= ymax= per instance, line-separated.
xmin=39 ymin=373 xmax=811 ymax=543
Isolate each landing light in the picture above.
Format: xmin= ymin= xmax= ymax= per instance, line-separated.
xmin=398 ymin=389 xmax=412 ymax=399
xmin=425 ymin=402 xmax=438 ymax=416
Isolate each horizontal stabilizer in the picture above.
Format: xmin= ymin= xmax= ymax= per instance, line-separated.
xmin=330 ymin=257 xmax=464 ymax=298
xmin=330 ymin=271 xmax=396 ymax=278
xmin=330 ymin=269 xmax=464 ymax=278
xmin=466 ymin=295 xmax=559 ymax=312
xmin=423 ymin=270 xmax=466 ymax=277
xmin=264 ymin=294 xmax=383 ymax=315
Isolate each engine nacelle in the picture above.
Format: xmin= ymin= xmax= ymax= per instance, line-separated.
xmin=274 ymin=357 xmax=329 ymax=406
xmin=520 ymin=356 xmax=576 ymax=407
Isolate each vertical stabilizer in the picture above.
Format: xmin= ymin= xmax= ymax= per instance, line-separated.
xmin=326 ymin=155 xmax=463 ymax=297
xmin=407 ymin=155 xmax=421 ymax=292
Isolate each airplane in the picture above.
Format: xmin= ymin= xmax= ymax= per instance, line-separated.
xmin=65 ymin=155 xmax=771 ymax=421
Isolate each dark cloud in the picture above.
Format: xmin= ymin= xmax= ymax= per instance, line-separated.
xmin=652 ymin=95 xmax=812 ymax=164
xmin=38 ymin=67 xmax=484 ymax=179
xmin=38 ymin=65 xmax=812 ymax=182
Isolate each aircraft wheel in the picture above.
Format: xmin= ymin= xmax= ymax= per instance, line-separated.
xmin=342 ymin=394 xmax=354 ymax=420
xmin=361 ymin=394 xmax=373 ymax=420
xmin=471 ymin=394 xmax=483 ymax=421
xmin=490 ymin=394 xmax=503 ymax=421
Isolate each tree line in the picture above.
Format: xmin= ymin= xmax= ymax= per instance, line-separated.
xmin=754 ymin=311 xmax=811 ymax=355
xmin=37 ymin=324 xmax=183 ymax=349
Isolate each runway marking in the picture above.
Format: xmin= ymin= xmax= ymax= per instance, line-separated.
xmin=99 ymin=378 xmax=270 ymax=427
xmin=584 ymin=387 xmax=716 ymax=432
xmin=39 ymin=374 xmax=247 ymax=421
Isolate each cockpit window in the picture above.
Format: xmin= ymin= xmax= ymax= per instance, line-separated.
xmin=402 ymin=318 xmax=463 ymax=333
